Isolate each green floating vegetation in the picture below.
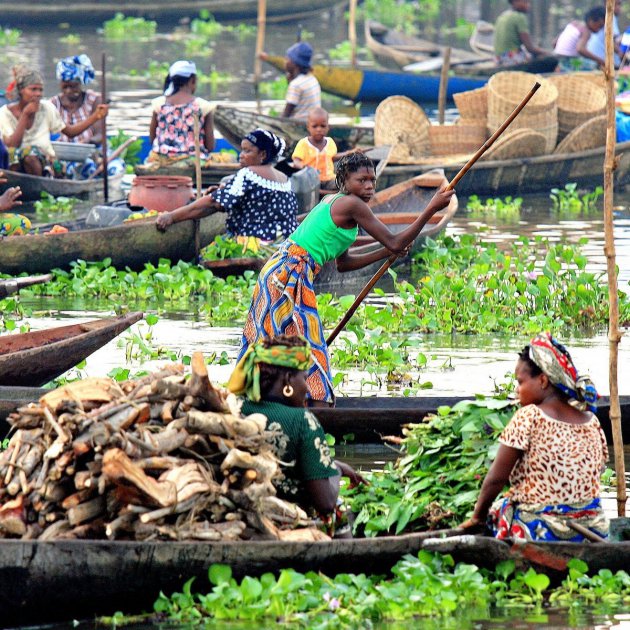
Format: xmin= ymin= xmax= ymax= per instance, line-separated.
xmin=343 ymin=397 xmax=515 ymax=536
xmin=109 ymin=130 xmax=143 ymax=166
xmin=103 ymin=13 xmax=157 ymax=41
xmin=550 ymin=183 xmax=603 ymax=214
xmin=146 ymin=555 xmax=630 ymax=627
xmin=466 ymin=194 xmax=523 ymax=219
xmin=0 ymin=28 xmax=21 ymax=46
xmin=356 ymin=0 xmax=439 ymax=33
xmin=258 ymin=76 xmax=288 ymax=100
xmin=200 ymin=235 xmax=274 ymax=261
xmin=33 ymin=192 xmax=76 ymax=219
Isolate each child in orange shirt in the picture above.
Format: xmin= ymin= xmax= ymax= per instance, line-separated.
xmin=292 ymin=107 xmax=360 ymax=189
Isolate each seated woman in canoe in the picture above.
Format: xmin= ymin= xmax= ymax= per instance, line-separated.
xmin=50 ymin=54 xmax=103 ymax=145
xmin=145 ymin=60 xmax=215 ymax=168
xmin=237 ymin=152 xmax=454 ymax=406
xmin=227 ymin=333 xmax=365 ymax=536
xmin=156 ymin=128 xmax=298 ymax=242
xmin=461 ymin=332 xmax=608 ymax=542
xmin=0 ymin=65 xmax=108 ymax=177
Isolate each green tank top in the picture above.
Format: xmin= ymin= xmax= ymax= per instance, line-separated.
xmin=290 ymin=193 xmax=359 ymax=265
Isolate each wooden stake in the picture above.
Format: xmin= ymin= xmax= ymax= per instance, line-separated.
xmin=326 ymin=81 xmax=541 ymax=346
xmin=254 ymin=0 xmax=267 ymax=113
xmin=193 ymin=113 xmax=202 ymax=258
xmin=604 ymin=0 xmax=626 ymax=517
xmin=437 ymin=47 xmax=451 ymax=125
xmin=348 ymin=0 xmax=358 ymax=68
xmin=100 ymin=52 xmax=109 ymax=203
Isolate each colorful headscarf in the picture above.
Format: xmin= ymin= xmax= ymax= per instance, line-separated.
xmin=227 ymin=338 xmax=311 ymax=402
xmin=244 ymin=128 xmax=286 ymax=164
xmin=164 ymin=60 xmax=197 ymax=96
xmin=528 ymin=332 xmax=599 ymax=412
xmin=56 ymin=54 xmax=95 ymax=86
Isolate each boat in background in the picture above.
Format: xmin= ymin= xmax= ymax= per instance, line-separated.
xmin=378 ymin=140 xmax=630 ymax=196
xmin=0 ymin=312 xmax=143 ymax=387
xmin=0 ymin=169 xmax=124 ymax=203
xmin=0 ymin=0 xmax=345 ymax=23
xmin=213 ymin=105 xmax=374 ymax=152
xmin=264 ymin=55 xmax=487 ymax=104
xmin=0 ymin=212 xmax=226 ymax=275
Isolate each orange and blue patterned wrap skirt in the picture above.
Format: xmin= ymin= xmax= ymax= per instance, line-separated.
xmin=238 ymin=240 xmax=334 ymax=404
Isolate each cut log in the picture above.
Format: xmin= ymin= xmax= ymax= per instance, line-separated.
xmin=40 ymin=378 xmax=124 ymax=410
xmin=188 ymin=351 xmax=229 ymax=412
xmin=67 ymin=496 xmax=106 ymax=527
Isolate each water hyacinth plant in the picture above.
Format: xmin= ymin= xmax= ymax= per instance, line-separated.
xmin=103 ymin=13 xmax=157 ymax=40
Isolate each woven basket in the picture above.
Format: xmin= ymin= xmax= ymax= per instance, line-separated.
xmin=374 ymin=96 xmax=430 ymax=164
xmin=570 ymin=71 xmax=607 ymax=90
xmin=453 ymin=86 xmax=488 ymax=123
xmin=487 ymin=71 xmax=558 ymax=152
xmin=480 ymin=128 xmax=547 ymax=161
xmin=553 ymin=115 xmax=607 ymax=154
xmin=429 ymin=122 xmax=487 ymax=156
xmin=548 ymin=74 xmax=606 ymax=141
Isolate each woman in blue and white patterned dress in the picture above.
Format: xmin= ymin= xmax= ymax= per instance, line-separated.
xmin=156 ymin=129 xmax=297 ymax=242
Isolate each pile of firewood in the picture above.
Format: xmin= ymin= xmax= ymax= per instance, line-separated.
xmin=0 ymin=353 xmax=327 ymax=541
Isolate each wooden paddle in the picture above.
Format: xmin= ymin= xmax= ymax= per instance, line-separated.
xmin=326 ymin=81 xmax=542 ymax=346
xmin=100 ymin=52 xmax=109 ymax=203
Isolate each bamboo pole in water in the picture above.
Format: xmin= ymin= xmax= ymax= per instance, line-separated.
xmin=254 ymin=0 xmax=267 ymax=113
xmin=100 ymin=52 xmax=108 ymax=203
xmin=437 ymin=47 xmax=451 ymax=125
xmin=193 ymin=114 xmax=202 ymax=258
xmin=348 ymin=0 xmax=358 ymax=68
xmin=604 ymin=0 xmax=626 ymax=517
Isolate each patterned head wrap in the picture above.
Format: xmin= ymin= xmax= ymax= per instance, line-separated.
xmin=244 ymin=129 xmax=286 ymax=164
xmin=227 ymin=338 xmax=311 ymax=402
xmin=528 ymin=332 xmax=599 ymax=412
xmin=9 ymin=65 xmax=43 ymax=99
xmin=56 ymin=54 xmax=95 ymax=86
xmin=164 ymin=60 xmax=197 ymax=96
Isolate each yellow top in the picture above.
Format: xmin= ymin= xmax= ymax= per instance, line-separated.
xmin=292 ymin=136 xmax=338 ymax=182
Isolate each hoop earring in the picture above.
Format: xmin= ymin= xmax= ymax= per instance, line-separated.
xmin=283 ymin=384 xmax=294 ymax=397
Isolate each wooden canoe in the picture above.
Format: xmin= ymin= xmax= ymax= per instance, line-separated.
xmin=0 ymin=212 xmax=226 ymax=275
xmin=0 ymin=0 xmax=344 ymax=22
xmin=0 ymin=533 xmax=628 ymax=624
xmin=379 ymin=140 xmax=630 ymax=196
xmin=213 ymin=105 xmax=375 ymax=152
xmin=365 ymin=20 xmax=490 ymax=71
xmin=0 ymin=312 xmax=143 ymax=387
xmin=264 ymin=54 xmax=488 ymax=104
xmin=315 ymin=170 xmax=458 ymax=288
xmin=0 ymin=169 xmax=124 ymax=203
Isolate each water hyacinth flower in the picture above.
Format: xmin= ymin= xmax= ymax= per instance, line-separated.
xmin=323 ymin=592 xmax=341 ymax=611
xmin=524 ymin=271 xmax=539 ymax=281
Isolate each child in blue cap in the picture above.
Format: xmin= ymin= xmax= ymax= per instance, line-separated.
xmin=282 ymin=41 xmax=321 ymax=121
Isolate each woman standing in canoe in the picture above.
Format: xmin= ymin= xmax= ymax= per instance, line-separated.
xmin=461 ymin=332 xmax=608 ymax=542
xmin=238 ymin=152 xmax=455 ymax=406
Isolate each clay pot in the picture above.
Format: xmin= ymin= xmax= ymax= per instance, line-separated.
xmin=128 ymin=176 xmax=194 ymax=212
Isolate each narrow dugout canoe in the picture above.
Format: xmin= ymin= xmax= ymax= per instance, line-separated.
xmin=213 ymin=105 xmax=374 ymax=152
xmin=315 ymin=170 xmax=458 ymax=288
xmin=1 ymin=532 xmax=628 ymax=625
xmin=0 ymin=212 xmax=226 ymax=275
xmin=0 ymin=169 xmax=123 ymax=203
xmin=378 ymin=140 xmax=630 ymax=196
xmin=264 ymin=55 xmax=487 ymax=104
xmin=2 ymin=531 xmax=630 ymax=625
xmin=0 ymin=312 xmax=143 ymax=387
xmin=0 ymin=0 xmax=344 ymax=22
xmin=365 ymin=19 xmax=490 ymax=71
xmin=1 ymin=390 xmax=626 ymax=445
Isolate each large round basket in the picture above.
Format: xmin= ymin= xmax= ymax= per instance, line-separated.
xmin=553 ymin=115 xmax=607 ymax=154
xmin=453 ymin=86 xmax=488 ymax=123
xmin=548 ymin=74 xmax=606 ymax=141
xmin=480 ymin=128 xmax=547 ymax=161
xmin=487 ymin=71 xmax=558 ymax=152
xmin=374 ymin=96 xmax=430 ymax=164
xmin=570 ymin=71 xmax=607 ymax=90
xmin=429 ymin=122 xmax=487 ymax=156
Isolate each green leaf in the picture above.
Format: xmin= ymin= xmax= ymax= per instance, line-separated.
xmin=209 ymin=564 xmax=232 ymax=586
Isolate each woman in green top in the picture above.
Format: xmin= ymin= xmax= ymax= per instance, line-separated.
xmin=228 ymin=334 xmax=365 ymax=535
xmin=238 ymin=152 xmax=455 ymax=406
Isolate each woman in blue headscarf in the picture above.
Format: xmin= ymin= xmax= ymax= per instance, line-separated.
xmin=50 ymin=54 xmax=102 ymax=144
xmin=156 ymin=128 xmax=298 ymax=242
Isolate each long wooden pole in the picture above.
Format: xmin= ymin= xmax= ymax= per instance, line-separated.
xmin=193 ymin=113 xmax=202 ymax=258
xmin=254 ymin=0 xmax=267 ymax=113
xmin=437 ymin=47 xmax=451 ymax=125
xmin=348 ymin=0 xmax=358 ymax=68
xmin=326 ymin=81 xmax=541 ymax=346
xmin=100 ymin=52 xmax=109 ymax=202
xmin=604 ymin=0 xmax=626 ymax=517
